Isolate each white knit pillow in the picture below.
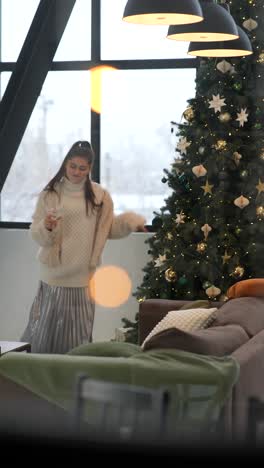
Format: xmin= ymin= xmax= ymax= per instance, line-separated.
xmin=141 ymin=307 xmax=218 ymax=350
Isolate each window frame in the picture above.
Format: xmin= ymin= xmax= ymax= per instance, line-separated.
xmin=0 ymin=0 xmax=198 ymax=229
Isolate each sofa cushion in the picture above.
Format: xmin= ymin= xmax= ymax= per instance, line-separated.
xmin=141 ymin=307 xmax=217 ymax=349
xmin=213 ymin=297 xmax=264 ymax=337
xmin=142 ymin=324 xmax=249 ymax=356
xmin=227 ymin=278 xmax=264 ymax=299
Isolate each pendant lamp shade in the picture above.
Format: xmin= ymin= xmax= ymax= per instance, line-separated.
xmin=167 ymin=0 xmax=238 ymax=42
xmin=122 ymin=0 xmax=203 ymax=26
xmin=188 ymin=25 xmax=253 ymax=57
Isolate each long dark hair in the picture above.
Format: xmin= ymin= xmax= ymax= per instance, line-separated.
xmin=44 ymin=141 xmax=102 ymax=214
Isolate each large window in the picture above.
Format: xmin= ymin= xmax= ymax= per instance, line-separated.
xmin=0 ymin=0 xmax=196 ymax=225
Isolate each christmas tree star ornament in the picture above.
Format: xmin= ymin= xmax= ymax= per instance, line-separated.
xmin=177 ymin=137 xmax=191 ymax=155
xmin=201 ymin=179 xmax=214 ymax=195
xmin=222 ymin=250 xmax=231 ymax=264
xmin=175 ymin=211 xmax=186 ymax=225
xmin=256 ymin=179 xmax=264 ymax=195
xmin=208 ymin=94 xmax=226 ymax=113
xmin=236 ymin=108 xmax=249 ymax=127
xmin=154 ymin=254 xmax=167 ymax=268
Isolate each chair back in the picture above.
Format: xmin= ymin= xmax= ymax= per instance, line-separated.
xmin=74 ymin=374 xmax=170 ymax=444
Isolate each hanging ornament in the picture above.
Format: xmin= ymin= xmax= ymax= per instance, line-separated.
xmin=167 ymin=232 xmax=173 ymax=240
xmin=214 ymin=139 xmax=227 ymax=151
xmin=256 ymin=179 xmax=264 ymax=195
xmin=208 ymin=94 xmax=226 ymax=114
xmin=154 ymin=254 xmax=167 ymax=268
xmin=177 ymin=137 xmax=191 ymax=155
xmin=165 ymin=268 xmax=177 ymax=283
xmin=222 ymin=250 xmax=231 ymax=264
xmin=196 ymin=242 xmax=207 ymax=253
xmin=236 ymin=108 xmax=249 ymax=127
xmin=233 ymin=152 xmax=242 ymax=166
xmin=198 ymin=146 xmax=206 ymax=155
xmin=256 ymin=206 xmax=264 ymax=218
xmin=201 ymin=179 xmax=214 ymax=195
xmin=254 ymin=123 xmax=262 ymax=130
xmin=206 ymin=285 xmax=221 ymax=298
xmin=242 ymin=18 xmax=258 ymax=31
xmin=183 ymin=107 xmax=194 ymax=121
xmin=216 ymin=59 xmax=232 ymax=74
xmin=231 ymin=266 xmax=245 ymax=279
xmin=178 ymin=276 xmax=188 ymax=287
xmin=234 ymin=195 xmax=250 ymax=209
xmin=201 ymin=223 xmax=212 ymax=240
xmin=219 ymin=112 xmax=231 ymax=123
xmin=192 ymin=164 xmax=207 ymax=178
xmin=175 ymin=210 xmax=186 ymax=225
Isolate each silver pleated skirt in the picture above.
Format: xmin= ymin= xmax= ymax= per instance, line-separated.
xmin=21 ymin=281 xmax=95 ymax=354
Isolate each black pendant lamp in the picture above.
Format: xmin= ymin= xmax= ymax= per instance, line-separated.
xmin=188 ymin=25 xmax=253 ymax=57
xmin=167 ymin=0 xmax=238 ymax=42
xmin=122 ymin=0 xmax=204 ymax=26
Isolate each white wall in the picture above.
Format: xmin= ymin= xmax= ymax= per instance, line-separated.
xmin=0 ymin=229 xmax=151 ymax=342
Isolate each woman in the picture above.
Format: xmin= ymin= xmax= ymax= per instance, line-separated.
xmin=21 ymin=140 xmax=146 ymax=354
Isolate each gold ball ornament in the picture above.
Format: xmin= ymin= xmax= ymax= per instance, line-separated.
xmin=256 ymin=206 xmax=264 ymax=218
xmin=257 ymin=52 xmax=264 ymax=64
xmin=137 ymin=296 xmax=146 ymax=303
xmin=214 ymin=139 xmax=227 ymax=151
xmin=219 ymin=112 xmax=231 ymax=123
xmin=165 ymin=268 xmax=177 ymax=283
xmin=183 ymin=107 xmax=194 ymax=121
xmin=231 ymin=266 xmax=245 ymax=279
xmin=196 ymin=242 xmax=207 ymax=253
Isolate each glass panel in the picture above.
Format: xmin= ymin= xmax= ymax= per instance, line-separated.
xmin=101 ymin=0 xmax=190 ymax=60
xmin=54 ymin=0 xmax=91 ymax=61
xmin=1 ymin=71 xmax=91 ymax=222
xmin=0 ymin=71 xmax=11 ymax=97
xmin=1 ymin=0 xmax=40 ymax=61
xmin=100 ymin=69 xmax=196 ymax=225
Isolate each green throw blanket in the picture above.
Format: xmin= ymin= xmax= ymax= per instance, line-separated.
xmin=0 ymin=341 xmax=239 ymax=434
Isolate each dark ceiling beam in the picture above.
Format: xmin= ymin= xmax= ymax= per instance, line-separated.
xmin=0 ymin=0 xmax=76 ymax=191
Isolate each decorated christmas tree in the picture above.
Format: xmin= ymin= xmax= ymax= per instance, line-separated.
xmin=134 ymin=0 xmax=264 ymax=309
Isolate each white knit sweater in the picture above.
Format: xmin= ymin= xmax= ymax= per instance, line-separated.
xmin=30 ymin=178 xmax=146 ymax=287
